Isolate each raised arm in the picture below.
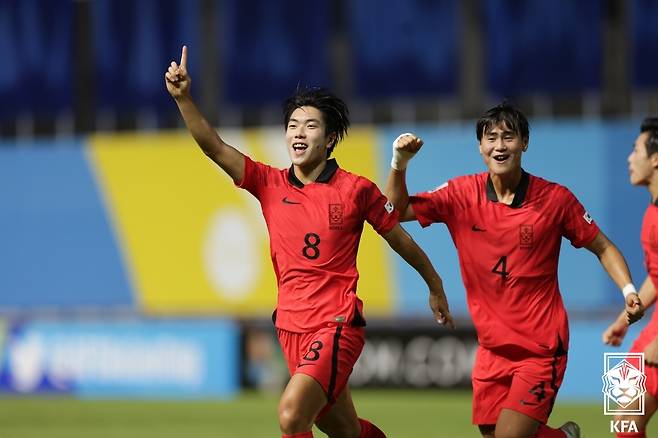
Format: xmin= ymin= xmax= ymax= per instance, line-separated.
xmin=165 ymin=46 xmax=245 ymax=184
xmin=381 ymin=223 xmax=454 ymax=329
xmin=586 ymin=230 xmax=644 ymax=324
xmin=384 ymin=133 xmax=425 ymax=222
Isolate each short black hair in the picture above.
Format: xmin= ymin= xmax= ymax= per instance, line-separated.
xmin=476 ymin=102 xmax=530 ymax=143
xmin=283 ymin=86 xmax=350 ymax=156
xmin=641 ymin=117 xmax=658 ymax=156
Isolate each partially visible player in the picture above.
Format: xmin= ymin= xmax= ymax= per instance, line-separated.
xmin=165 ymin=46 xmax=454 ymax=438
xmin=603 ymin=117 xmax=658 ymax=438
xmin=385 ymin=102 xmax=644 ymax=438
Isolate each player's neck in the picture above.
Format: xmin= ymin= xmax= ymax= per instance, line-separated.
xmin=293 ymin=159 xmax=328 ymax=185
xmin=648 ymin=175 xmax=658 ymax=204
xmin=489 ymin=168 xmax=522 ymax=205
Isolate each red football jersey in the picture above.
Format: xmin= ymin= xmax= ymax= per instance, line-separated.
xmin=631 ymin=203 xmax=658 ymax=345
xmin=237 ymin=156 xmax=398 ymax=332
xmin=410 ymin=171 xmax=599 ymax=356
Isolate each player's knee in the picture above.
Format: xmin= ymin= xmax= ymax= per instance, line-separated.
xmin=278 ymin=401 xmax=313 ymax=434
xmin=493 ymin=424 xmax=536 ymax=438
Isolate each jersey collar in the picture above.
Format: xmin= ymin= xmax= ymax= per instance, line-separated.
xmin=287 ymin=158 xmax=340 ymax=188
xmin=486 ymin=169 xmax=530 ymax=208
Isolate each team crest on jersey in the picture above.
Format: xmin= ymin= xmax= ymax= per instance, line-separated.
xmin=329 ymin=204 xmax=344 ymax=230
xmin=519 ymin=224 xmax=534 ymax=248
xmin=384 ymin=200 xmax=394 ymax=214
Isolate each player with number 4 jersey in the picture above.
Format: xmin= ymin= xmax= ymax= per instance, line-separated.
xmin=385 ymin=102 xmax=644 ymax=438
xmin=166 ymin=46 xmax=454 ymax=438
xmin=410 ymin=170 xmax=595 ymax=356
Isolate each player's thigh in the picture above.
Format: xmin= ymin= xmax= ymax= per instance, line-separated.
xmin=614 ymin=390 xmax=658 ymax=430
xmin=500 ymin=353 xmax=566 ymax=425
xmin=495 ymin=409 xmax=539 ymax=438
xmin=472 ymin=347 xmax=512 ymax=426
xmin=278 ymin=373 xmax=328 ymax=428
xmin=472 ymin=378 xmax=509 ymax=426
xmin=643 ymin=391 xmax=658 ymax=429
xmin=295 ymin=325 xmax=365 ymax=402
xmin=315 ymin=385 xmax=360 ymax=437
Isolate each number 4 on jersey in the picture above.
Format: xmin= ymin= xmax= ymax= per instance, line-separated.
xmin=492 ymin=256 xmax=509 ymax=279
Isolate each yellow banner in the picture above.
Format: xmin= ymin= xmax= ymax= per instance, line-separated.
xmin=88 ymin=127 xmax=393 ymax=316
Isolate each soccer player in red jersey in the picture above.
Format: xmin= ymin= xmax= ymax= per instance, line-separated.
xmin=165 ymin=46 xmax=454 ymax=438
xmin=603 ymin=117 xmax=658 ymax=438
xmin=385 ymin=102 xmax=645 ymax=438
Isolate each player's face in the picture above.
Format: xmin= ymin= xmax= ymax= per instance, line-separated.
xmin=479 ymin=122 xmax=527 ymax=176
xmin=285 ymin=106 xmax=334 ymax=168
xmin=628 ymin=132 xmax=654 ymax=186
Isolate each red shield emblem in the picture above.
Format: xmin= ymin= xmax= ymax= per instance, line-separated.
xmin=329 ymin=204 xmax=343 ymax=228
xmin=519 ymin=224 xmax=533 ymax=248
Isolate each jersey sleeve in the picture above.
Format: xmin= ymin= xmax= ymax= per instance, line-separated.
xmin=409 ymin=181 xmax=452 ymax=227
xmin=560 ymin=188 xmax=600 ymax=248
xmin=360 ymin=179 xmax=399 ymax=235
xmin=235 ymin=155 xmax=266 ymax=199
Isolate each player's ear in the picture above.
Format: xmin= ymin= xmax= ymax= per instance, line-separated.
xmin=326 ymin=132 xmax=337 ymax=149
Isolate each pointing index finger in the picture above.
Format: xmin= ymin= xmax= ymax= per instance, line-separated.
xmin=180 ymin=45 xmax=188 ymax=69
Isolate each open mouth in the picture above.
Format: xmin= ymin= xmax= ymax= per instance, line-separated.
xmin=292 ymin=143 xmax=308 ymax=155
xmin=493 ymin=154 xmax=509 ymax=163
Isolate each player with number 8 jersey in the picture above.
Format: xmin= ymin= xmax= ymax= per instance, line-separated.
xmin=165 ymin=45 xmax=454 ymax=438
xmin=239 ymin=156 xmax=397 ymax=333
xmin=386 ymin=102 xmax=645 ymax=438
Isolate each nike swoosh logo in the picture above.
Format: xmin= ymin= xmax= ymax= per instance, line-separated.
xmin=471 ymin=225 xmax=486 ymax=232
xmin=282 ymin=197 xmax=302 ymax=205
xmin=297 ymin=363 xmax=314 ymax=368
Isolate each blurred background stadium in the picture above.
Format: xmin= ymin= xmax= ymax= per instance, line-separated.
xmin=2 ymin=0 xmax=658 ymax=436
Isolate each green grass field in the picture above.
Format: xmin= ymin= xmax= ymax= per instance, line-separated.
xmin=0 ymin=390 xmax=654 ymax=437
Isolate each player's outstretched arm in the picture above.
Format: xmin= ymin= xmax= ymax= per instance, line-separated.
xmin=384 ymin=133 xmax=422 ymax=222
xmin=586 ymin=231 xmax=644 ymax=324
xmin=603 ymin=276 xmax=655 ymax=346
xmin=382 ymin=224 xmax=454 ymax=328
xmin=165 ymin=45 xmax=245 ymax=184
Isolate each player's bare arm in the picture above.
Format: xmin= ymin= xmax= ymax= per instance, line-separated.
xmin=165 ymin=45 xmax=245 ymax=183
xmin=382 ymin=224 xmax=454 ymax=329
xmin=586 ymin=230 xmax=644 ymax=324
xmin=384 ymin=133 xmax=423 ymax=222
